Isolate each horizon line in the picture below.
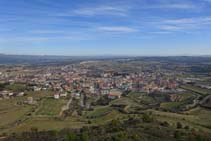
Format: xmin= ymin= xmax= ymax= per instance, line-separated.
xmin=1 ymin=53 xmax=211 ymax=58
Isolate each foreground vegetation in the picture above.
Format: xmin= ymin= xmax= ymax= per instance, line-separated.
xmin=1 ymin=90 xmax=211 ymax=141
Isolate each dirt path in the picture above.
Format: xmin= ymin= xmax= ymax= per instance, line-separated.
xmin=59 ymin=97 xmax=72 ymax=117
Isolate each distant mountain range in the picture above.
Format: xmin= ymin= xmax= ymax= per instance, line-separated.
xmin=1 ymin=54 xmax=211 ymax=65
xmin=0 ymin=54 xmax=130 ymax=65
xmin=0 ymin=54 xmax=71 ymax=65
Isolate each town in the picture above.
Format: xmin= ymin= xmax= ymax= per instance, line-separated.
xmin=0 ymin=61 xmax=179 ymax=100
xmin=1 ymin=56 xmax=211 ymax=141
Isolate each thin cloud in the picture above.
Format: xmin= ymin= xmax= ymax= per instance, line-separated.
xmin=157 ymin=16 xmax=211 ymax=32
xmin=0 ymin=35 xmax=91 ymax=43
xmin=97 ymin=26 xmax=138 ymax=33
xmin=157 ymin=3 xmax=196 ymax=9
xmin=30 ymin=30 xmax=67 ymax=34
xmin=203 ymin=0 xmax=211 ymax=2
xmin=143 ymin=1 xmax=198 ymax=10
xmin=159 ymin=25 xmax=183 ymax=31
xmin=59 ymin=5 xmax=129 ymax=17
xmin=164 ymin=17 xmax=211 ymax=24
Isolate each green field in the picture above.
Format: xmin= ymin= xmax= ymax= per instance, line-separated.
xmin=160 ymin=93 xmax=195 ymax=110
xmin=110 ymin=97 xmax=137 ymax=105
xmin=128 ymin=92 xmax=156 ymax=105
xmin=1 ymin=90 xmax=211 ymax=138
xmin=84 ymin=106 xmax=125 ymax=125
xmin=6 ymin=117 xmax=86 ymax=133
xmin=0 ymin=98 xmax=34 ymax=132
xmin=5 ymin=83 xmax=27 ymax=92
xmin=161 ymin=101 xmax=185 ymax=110
xmin=36 ymin=98 xmax=67 ymax=116
xmin=0 ymin=91 xmax=65 ymax=134
xmin=86 ymin=106 xmax=112 ymax=118
xmin=25 ymin=90 xmax=54 ymax=98
xmin=149 ymin=107 xmax=211 ymax=133
xmin=181 ymin=84 xmax=211 ymax=95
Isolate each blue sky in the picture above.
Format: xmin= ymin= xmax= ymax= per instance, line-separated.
xmin=0 ymin=0 xmax=211 ymax=56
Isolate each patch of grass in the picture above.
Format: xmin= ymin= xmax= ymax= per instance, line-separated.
xmin=86 ymin=106 xmax=112 ymax=118
xmin=36 ymin=98 xmax=67 ymax=116
xmin=129 ymin=92 xmax=157 ymax=105
xmin=91 ymin=110 xmax=124 ymax=125
xmin=0 ymin=98 xmax=33 ymax=133
xmin=184 ymin=107 xmax=211 ymax=129
xmin=7 ymin=117 xmax=86 ymax=133
xmin=5 ymin=83 xmax=27 ymax=92
xmin=161 ymin=102 xmax=184 ymax=110
xmin=149 ymin=107 xmax=211 ymax=133
xmin=160 ymin=93 xmax=195 ymax=110
xmin=128 ymin=92 xmax=146 ymax=99
xmin=110 ymin=97 xmax=136 ymax=105
xmin=178 ymin=93 xmax=195 ymax=99
xmin=25 ymin=90 xmax=54 ymax=98
xmin=181 ymin=84 xmax=211 ymax=95
xmin=140 ymin=95 xmax=156 ymax=105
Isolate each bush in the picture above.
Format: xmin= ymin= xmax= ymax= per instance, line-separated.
xmin=65 ymin=132 xmax=77 ymax=141
xmin=81 ymin=131 xmax=89 ymax=141
xmin=160 ymin=121 xmax=170 ymax=127
xmin=30 ymin=127 xmax=38 ymax=133
xmin=174 ymin=131 xmax=181 ymax=139
xmin=195 ymin=134 xmax=205 ymax=141
xmin=177 ymin=122 xmax=183 ymax=129
xmin=142 ymin=113 xmax=154 ymax=123
xmin=184 ymin=125 xmax=190 ymax=130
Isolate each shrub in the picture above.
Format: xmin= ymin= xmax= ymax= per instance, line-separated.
xmin=184 ymin=125 xmax=190 ymax=130
xmin=81 ymin=131 xmax=89 ymax=141
xmin=142 ymin=113 xmax=154 ymax=123
xmin=174 ymin=131 xmax=181 ymax=139
xmin=160 ymin=121 xmax=170 ymax=127
xmin=177 ymin=122 xmax=183 ymax=129
xmin=65 ymin=132 xmax=77 ymax=141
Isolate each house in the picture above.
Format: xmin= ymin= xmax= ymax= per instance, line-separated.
xmin=101 ymin=88 xmax=110 ymax=95
xmin=89 ymin=86 xmax=96 ymax=94
xmin=8 ymin=92 xmax=14 ymax=97
xmin=18 ymin=92 xmax=25 ymax=97
xmin=54 ymin=93 xmax=60 ymax=99
xmin=108 ymin=89 xmax=122 ymax=99
xmin=27 ymin=97 xmax=34 ymax=104
xmin=33 ymin=86 xmax=41 ymax=91
xmin=24 ymin=97 xmax=37 ymax=105
xmin=1 ymin=91 xmax=9 ymax=99
xmin=60 ymin=92 xmax=68 ymax=97
xmin=73 ymin=92 xmax=80 ymax=99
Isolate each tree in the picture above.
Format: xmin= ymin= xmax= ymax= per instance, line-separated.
xmin=184 ymin=125 xmax=190 ymax=130
xmin=65 ymin=132 xmax=77 ymax=141
xmin=174 ymin=131 xmax=181 ymax=139
xmin=160 ymin=121 xmax=170 ymax=127
xmin=177 ymin=122 xmax=183 ymax=129
xmin=30 ymin=127 xmax=38 ymax=133
xmin=142 ymin=113 xmax=154 ymax=123
xmin=195 ymin=134 xmax=204 ymax=141
xmin=81 ymin=131 xmax=89 ymax=141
